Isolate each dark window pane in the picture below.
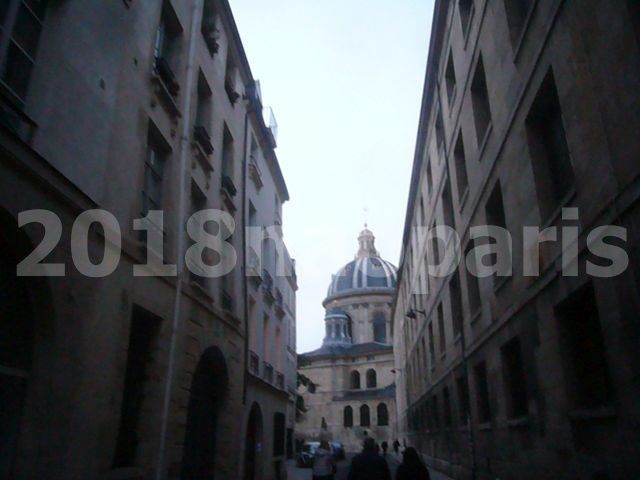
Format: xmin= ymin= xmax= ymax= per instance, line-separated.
xmin=3 ymin=41 xmax=33 ymax=101
xmin=14 ymin=3 xmax=42 ymax=58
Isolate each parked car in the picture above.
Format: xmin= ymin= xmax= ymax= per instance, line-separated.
xmin=296 ymin=441 xmax=320 ymax=468
xmin=331 ymin=441 xmax=346 ymax=460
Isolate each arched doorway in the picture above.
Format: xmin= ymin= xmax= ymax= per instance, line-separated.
xmin=0 ymin=209 xmax=35 ymax=478
xmin=181 ymin=346 xmax=229 ymax=479
xmin=244 ymin=402 xmax=263 ymax=480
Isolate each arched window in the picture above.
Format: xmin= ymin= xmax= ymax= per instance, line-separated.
xmin=373 ymin=312 xmax=386 ymax=343
xmin=343 ymin=406 xmax=353 ymax=427
xmin=366 ymin=369 xmax=377 ymax=388
xmin=377 ymin=403 xmax=389 ymax=426
xmin=360 ymin=404 xmax=370 ymax=427
xmin=350 ymin=370 xmax=361 ymax=389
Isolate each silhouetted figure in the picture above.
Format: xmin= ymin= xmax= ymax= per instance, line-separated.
xmin=393 ymin=439 xmax=400 ymax=455
xmin=312 ymin=440 xmax=336 ymax=480
xmin=395 ymin=447 xmax=430 ymax=480
xmin=381 ymin=441 xmax=389 ymax=456
xmin=348 ymin=438 xmax=392 ymax=480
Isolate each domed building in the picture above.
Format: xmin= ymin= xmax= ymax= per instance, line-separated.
xmin=296 ymin=227 xmax=398 ymax=452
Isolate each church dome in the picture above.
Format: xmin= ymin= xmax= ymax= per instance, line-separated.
xmin=326 ymin=227 xmax=397 ymax=299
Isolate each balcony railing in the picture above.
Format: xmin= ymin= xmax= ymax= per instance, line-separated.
xmin=249 ymin=350 xmax=260 ymax=375
xmin=276 ymin=372 xmax=285 ymax=390
xmin=263 ymin=361 xmax=274 ymax=384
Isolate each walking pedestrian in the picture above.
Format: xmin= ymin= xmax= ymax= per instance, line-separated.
xmin=312 ymin=440 xmax=336 ymax=480
xmin=347 ymin=437 xmax=391 ymax=480
xmin=393 ymin=439 xmax=400 ymax=456
xmin=395 ymin=447 xmax=430 ymax=480
xmin=381 ymin=441 xmax=388 ymax=456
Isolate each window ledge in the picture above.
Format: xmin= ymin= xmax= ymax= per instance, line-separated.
xmin=569 ymin=406 xmax=617 ymax=421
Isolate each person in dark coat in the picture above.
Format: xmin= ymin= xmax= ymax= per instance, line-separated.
xmin=395 ymin=447 xmax=431 ymax=480
xmin=347 ymin=437 xmax=391 ymax=480
xmin=393 ymin=439 xmax=400 ymax=455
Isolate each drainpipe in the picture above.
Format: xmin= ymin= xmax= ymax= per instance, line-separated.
xmin=156 ymin=1 xmax=202 ymax=479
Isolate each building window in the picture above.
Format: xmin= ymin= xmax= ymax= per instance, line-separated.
xmin=474 ymin=361 xmax=491 ymax=423
xmin=426 ymin=158 xmax=433 ymax=194
xmin=344 ymin=406 xmax=353 ymax=427
xmin=437 ymin=303 xmax=446 ymax=354
xmin=445 ymin=52 xmax=457 ymax=105
xmin=503 ymin=0 xmax=533 ymax=48
xmin=453 ymin=132 xmax=468 ymax=201
xmin=143 ymin=125 xmax=168 ymax=215
xmin=556 ymin=282 xmax=612 ymax=409
xmin=360 ymin=405 xmax=370 ymax=427
xmin=442 ymin=181 xmax=455 ymax=229
xmin=373 ymin=312 xmax=386 ymax=343
xmin=201 ymin=0 xmax=220 ymax=55
xmin=486 ymin=180 xmax=507 ymax=229
xmin=501 ymin=337 xmax=528 ymax=418
xmin=0 ymin=0 xmax=47 ymax=104
xmin=471 ymin=55 xmax=492 ymax=145
xmin=450 ymin=270 xmax=463 ymax=338
xmin=195 ymin=71 xmax=212 ymax=133
xmin=113 ymin=306 xmax=161 ymax=467
xmin=366 ymin=369 xmax=377 ymax=389
xmin=189 ymin=182 xmax=207 ymax=286
xmin=224 ymin=53 xmax=240 ymax=105
xmin=154 ymin=2 xmax=182 ymax=97
xmin=435 ymin=110 xmax=445 ymax=157
xmin=428 ymin=322 xmax=436 ymax=366
xmin=273 ymin=412 xmax=285 ymax=456
xmin=430 ymin=223 xmax=440 ymax=266
xmin=464 ymin=240 xmax=482 ymax=316
xmin=431 ymin=395 xmax=440 ymax=430
xmin=459 ymin=0 xmax=474 ymax=39
xmin=456 ymin=374 xmax=470 ymax=425
xmin=350 ymin=370 xmax=361 ymax=389
xmin=377 ymin=403 xmax=389 ymax=426
xmin=443 ymin=387 xmax=453 ymax=427
xmin=526 ymin=69 xmax=575 ymax=221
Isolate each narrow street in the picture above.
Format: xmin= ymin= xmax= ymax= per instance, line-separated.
xmin=287 ymin=453 xmax=453 ymax=480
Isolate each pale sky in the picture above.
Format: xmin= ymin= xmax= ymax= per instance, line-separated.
xmin=231 ymin=0 xmax=435 ymax=353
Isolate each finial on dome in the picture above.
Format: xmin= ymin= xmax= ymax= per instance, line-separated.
xmin=357 ymin=226 xmax=379 ymax=258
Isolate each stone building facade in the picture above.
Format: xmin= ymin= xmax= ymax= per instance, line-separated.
xmin=0 ymin=1 xmax=295 ymax=479
xmin=297 ymin=228 xmax=397 ymax=452
xmin=392 ymin=0 xmax=640 ymax=479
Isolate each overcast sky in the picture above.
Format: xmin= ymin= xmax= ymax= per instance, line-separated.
xmin=231 ymin=0 xmax=434 ymax=353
